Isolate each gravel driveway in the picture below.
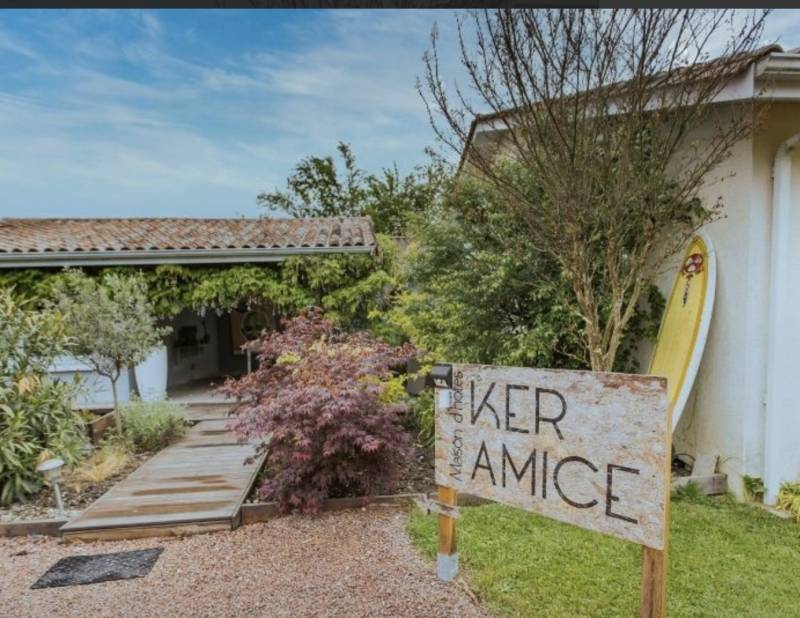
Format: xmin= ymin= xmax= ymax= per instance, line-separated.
xmin=0 ymin=507 xmax=486 ymax=618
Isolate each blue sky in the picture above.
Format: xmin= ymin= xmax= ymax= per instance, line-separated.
xmin=1 ymin=9 xmax=799 ymax=219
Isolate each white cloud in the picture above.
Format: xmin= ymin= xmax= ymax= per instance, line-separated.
xmin=139 ymin=11 xmax=163 ymax=39
xmin=0 ymin=9 xmax=459 ymax=217
xmin=199 ymin=66 xmax=264 ymax=92
xmin=0 ymin=26 xmax=38 ymax=59
xmin=3 ymin=9 xmax=795 ymax=219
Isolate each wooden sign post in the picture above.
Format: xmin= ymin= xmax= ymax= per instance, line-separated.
xmin=436 ymin=485 xmax=458 ymax=581
xmin=432 ymin=364 xmax=671 ymax=616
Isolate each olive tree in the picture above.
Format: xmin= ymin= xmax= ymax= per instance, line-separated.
xmin=51 ymin=270 xmax=170 ymax=431
xmin=421 ymin=9 xmax=768 ymax=371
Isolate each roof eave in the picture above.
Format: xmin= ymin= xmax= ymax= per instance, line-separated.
xmin=754 ymin=53 xmax=800 ymax=100
xmin=0 ymin=245 xmax=374 ymax=269
xmin=468 ymin=51 xmax=800 ymax=142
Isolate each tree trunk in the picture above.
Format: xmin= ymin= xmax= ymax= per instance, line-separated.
xmin=586 ymin=325 xmax=611 ymax=372
xmin=111 ymin=378 xmax=122 ymax=433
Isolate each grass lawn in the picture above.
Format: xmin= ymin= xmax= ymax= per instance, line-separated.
xmin=407 ymin=494 xmax=800 ymax=617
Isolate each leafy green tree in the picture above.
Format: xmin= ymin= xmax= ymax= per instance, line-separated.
xmin=282 ymin=235 xmax=403 ymax=339
xmin=390 ymin=173 xmax=663 ymax=443
xmin=392 ymin=175 xmax=589 ymax=369
xmin=50 ymin=271 xmax=171 ymax=432
xmin=258 ymin=142 xmax=366 ymax=219
xmin=0 ymin=289 xmax=86 ymax=505
xmin=257 ymin=142 xmax=448 ymax=236
xmin=422 ymin=9 xmax=766 ymax=370
xmin=392 ymin=174 xmax=664 ymax=370
xmin=362 ymin=160 xmax=448 ymax=238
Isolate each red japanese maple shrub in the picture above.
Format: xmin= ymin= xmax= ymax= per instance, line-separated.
xmin=219 ymin=309 xmax=418 ymax=514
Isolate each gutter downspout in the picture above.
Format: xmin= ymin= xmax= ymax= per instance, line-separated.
xmin=764 ymin=132 xmax=800 ymax=503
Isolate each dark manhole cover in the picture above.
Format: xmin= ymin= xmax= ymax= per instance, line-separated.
xmin=31 ymin=548 xmax=163 ymax=589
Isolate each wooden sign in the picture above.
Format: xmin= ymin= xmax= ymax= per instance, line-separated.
xmin=432 ymin=364 xmax=671 ymax=616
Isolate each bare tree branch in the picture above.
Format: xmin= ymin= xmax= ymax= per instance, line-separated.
xmin=421 ymin=9 xmax=770 ymax=370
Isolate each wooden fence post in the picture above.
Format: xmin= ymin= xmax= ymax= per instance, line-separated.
xmin=437 ymin=485 xmax=458 ymax=582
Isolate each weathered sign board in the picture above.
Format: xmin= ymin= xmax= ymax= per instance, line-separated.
xmin=434 ymin=364 xmax=670 ymax=549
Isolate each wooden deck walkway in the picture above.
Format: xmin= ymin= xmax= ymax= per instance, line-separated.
xmin=182 ymin=404 xmax=235 ymax=422
xmin=61 ymin=419 xmax=264 ymax=542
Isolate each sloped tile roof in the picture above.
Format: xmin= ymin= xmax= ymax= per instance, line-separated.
xmin=0 ymin=217 xmax=376 ymax=266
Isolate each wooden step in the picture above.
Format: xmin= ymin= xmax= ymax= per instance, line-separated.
xmin=61 ymin=519 xmax=234 ymax=543
xmin=183 ymin=403 xmax=235 ymax=422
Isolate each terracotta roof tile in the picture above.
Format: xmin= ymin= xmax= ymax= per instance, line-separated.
xmin=0 ymin=217 xmax=376 ymax=261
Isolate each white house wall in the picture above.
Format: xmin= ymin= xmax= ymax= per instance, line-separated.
xmin=671 ymin=102 xmax=800 ymax=497
xmin=760 ymin=104 xmax=800 ymax=500
xmin=48 ymin=356 xmax=132 ymax=410
xmin=765 ymin=145 xmax=800 ymax=500
xmin=668 ymin=107 xmax=754 ymax=494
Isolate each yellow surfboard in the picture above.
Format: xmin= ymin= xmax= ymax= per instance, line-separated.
xmin=649 ymin=233 xmax=716 ymax=430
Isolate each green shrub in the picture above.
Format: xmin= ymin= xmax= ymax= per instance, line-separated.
xmin=0 ymin=289 xmax=87 ymax=505
xmin=777 ymin=482 xmax=800 ymax=521
xmin=410 ymin=390 xmax=435 ymax=446
xmin=743 ymin=474 xmax=766 ymax=503
xmin=391 ymin=174 xmax=665 ymax=372
xmin=122 ymin=400 xmax=187 ymax=453
xmin=672 ymin=481 xmax=705 ymax=503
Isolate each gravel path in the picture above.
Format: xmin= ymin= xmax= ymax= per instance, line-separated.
xmin=0 ymin=506 xmax=487 ymax=618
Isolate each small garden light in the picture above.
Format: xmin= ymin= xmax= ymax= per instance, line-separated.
xmin=426 ymin=363 xmax=453 ymax=389
xmin=36 ymin=457 xmax=66 ymax=517
xmin=427 ymin=364 xmax=453 ymax=409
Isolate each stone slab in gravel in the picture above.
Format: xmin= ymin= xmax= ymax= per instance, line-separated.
xmin=0 ymin=507 xmax=487 ymax=618
xmin=31 ymin=548 xmax=163 ymax=589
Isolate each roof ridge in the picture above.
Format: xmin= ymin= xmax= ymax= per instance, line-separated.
xmin=471 ymin=44 xmax=787 ymax=126
xmin=0 ymin=216 xmax=376 ymax=263
xmin=0 ymin=215 xmax=373 ymax=223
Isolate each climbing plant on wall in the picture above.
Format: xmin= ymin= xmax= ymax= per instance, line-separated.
xmin=0 ymin=235 xmax=403 ymax=336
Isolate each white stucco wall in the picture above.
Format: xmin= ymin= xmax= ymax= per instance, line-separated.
xmin=669 ymin=108 xmax=754 ymax=491
xmin=670 ymin=102 xmax=800 ymax=496
xmin=46 ymin=308 xmax=226 ymax=406
xmin=49 ymin=356 xmax=132 ymax=409
xmin=759 ymin=106 xmax=800 ymax=500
